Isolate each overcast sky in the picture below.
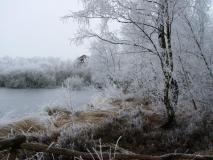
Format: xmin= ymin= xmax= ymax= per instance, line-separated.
xmin=0 ymin=0 xmax=89 ymax=60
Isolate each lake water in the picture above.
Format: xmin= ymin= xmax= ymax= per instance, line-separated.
xmin=0 ymin=88 xmax=98 ymax=123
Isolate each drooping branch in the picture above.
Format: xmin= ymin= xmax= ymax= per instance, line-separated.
xmin=184 ymin=15 xmax=213 ymax=78
xmin=73 ymin=30 xmax=158 ymax=55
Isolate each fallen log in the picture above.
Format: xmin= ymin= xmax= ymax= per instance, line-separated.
xmin=20 ymin=143 xmax=90 ymax=159
xmin=160 ymin=153 xmax=213 ymax=160
xmin=18 ymin=143 xmax=159 ymax=160
xmin=20 ymin=143 xmax=213 ymax=160
xmin=1 ymin=136 xmax=213 ymax=160
xmin=0 ymin=135 xmax=26 ymax=150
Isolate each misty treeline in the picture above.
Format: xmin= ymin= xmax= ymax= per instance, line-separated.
xmin=65 ymin=0 xmax=213 ymax=126
xmin=0 ymin=56 xmax=91 ymax=89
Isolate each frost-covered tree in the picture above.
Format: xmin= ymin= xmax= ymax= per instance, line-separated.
xmin=172 ymin=0 xmax=213 ymax=110
xmin=65 ymin=0 xmax=213 ymax=127
xmin=65 ymin=0 xmax=185 ymax=126
xmin=182 ymin=0 xmax=213 ymax=78
xmin=89 ymin=41 xmax=122 ymax=87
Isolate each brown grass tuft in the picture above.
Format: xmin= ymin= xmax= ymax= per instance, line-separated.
xmin=0 ymin=118 xmax=46 ymax=138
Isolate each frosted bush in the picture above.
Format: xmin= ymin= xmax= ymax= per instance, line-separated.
xmin=63 ymin=76 xmax=86 ymax=91
xmin=102 ymin=85 xmax=124 ymax=100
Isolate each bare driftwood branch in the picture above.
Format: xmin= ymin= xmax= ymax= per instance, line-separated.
xmin=0 ymin=135 xmax=26 ymax=150
xmin=20 ymin=143 xmax=89 ymax=159
xmin=1 ymin=136 xmax=213 ymax=160
xmin=20 ymin=143 xmax=213 ymax=160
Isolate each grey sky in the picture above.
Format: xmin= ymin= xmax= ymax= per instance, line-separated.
xmin=0 ymin=0 xmax=89 ymax=60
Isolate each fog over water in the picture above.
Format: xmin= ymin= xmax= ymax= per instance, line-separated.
xmin=0 ymin=88 xmax=98 ymax=123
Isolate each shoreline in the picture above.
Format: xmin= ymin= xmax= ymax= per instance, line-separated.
xmin=0 ymin=96 xmax=213 ymax=157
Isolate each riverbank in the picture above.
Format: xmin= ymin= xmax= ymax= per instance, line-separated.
xmin=0 ymin=95 xmax=213 ymax=159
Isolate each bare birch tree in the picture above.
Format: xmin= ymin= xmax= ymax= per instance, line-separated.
xmin=64 ymin=0 xmax=212 ymax=127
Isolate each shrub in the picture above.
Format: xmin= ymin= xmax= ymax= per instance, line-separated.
xmin=63 ymin=76 xmax=86 ymax=91
xmin=57 ymin=106 xmax=213 ymax=155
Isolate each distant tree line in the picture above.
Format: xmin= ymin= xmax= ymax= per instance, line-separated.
xmin=0 ymin=56 xmax=91 ymax=89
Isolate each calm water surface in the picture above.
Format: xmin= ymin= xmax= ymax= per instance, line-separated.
xmin=0 ymin=88 xmax=98 ymax=122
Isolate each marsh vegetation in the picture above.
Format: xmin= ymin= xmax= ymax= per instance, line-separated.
xmin=0 ymin=0 xmax=213 ymax=159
